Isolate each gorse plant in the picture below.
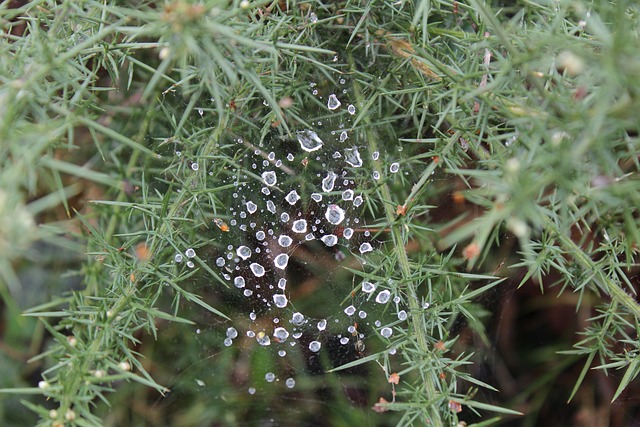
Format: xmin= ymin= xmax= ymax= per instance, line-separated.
xmin=1 ymin=0 xmax=640 ymax=426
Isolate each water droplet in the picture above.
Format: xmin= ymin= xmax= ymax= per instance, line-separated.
xmin=191 ymin=162 xmax=199 ymax=171
xmin=297 ymin=130 xmax=324 ymax=152
xmin=344 ymin=147 xmax=363 ymax=167
xmin=278 ymin=235 xmax=293 ymax=247
xmin=390 ymin=162 xmax=400 ymax=173
xmin=265 ymin=372 xmax=276 ymax=382
xmin=344 ymin=305 xmax=356 ymax=316
xmin=273 ymin=294 xmax=288 ymax=308
xmin=339 ymin=131 xmax=348 ymax=142
xmin=248 ymin=387 xmax=256 ymax=395
xmin=373 ymin=171 xmax=380 ymax=180
xmin=376 ymin=290 xmax=391 ymax=304
xmin=322 ymin=172 xmax=337 ymax=192
xmin=216 ymin=257 xmax=225 ymax=267
xmin=359 ymin=242 xmax=373 ymax=253
xmin=256 ymin=230 xmax=266 ymax=240
xmin=398 ymin=310 xmax=407 ymax=320
xmin=372 ymin=151 xmax=379 ymax=160
xmin=317 ymin=319 xmax=327 ymax=331
xmin=321 ymin=234 xmax=338 ymax=247
xmin=274 ymin=327 xmax=289 ymax=341
xmin=358 ymin=310 xmax=367 ymax=319
xmin=185 ymin=248 xmax=196 ymax=258
xmin=246 ymin=201 xmax=257 ymax=214
xmin=380 ymin=327 xmax=393 ymax=338
xmin=291 ymin=312 xmax=305 ymax=326
xmin=343 ymin=228 xmax=354 ymax=239
xmin=340 ymin=337 xmax=349 ymax=345
xmin=309 ymin=12 xmax=318 ymax=23
xmin=423 ymin=302 xmax=430 ymax=309
xmin=186 ymin=260 xmax=194 ymax=268
xmin=234 ymin=277 xmax=246 ymax=288
xmin=309 ymin=341 xmax=321 ymax=352
xmin=278 ymin=278 xmax=287 ymax=289
xmin=305 ymin=233 xmax=315 ymax=241
xmin=174 ymin=254 xmax=183 ymax=263
xmin=257 ymin=332 xmax=271 ymax=346
xmin=285 ymin=190 xmax=300 ymax=205
xmin=223 ymin=338 xmax=232 ymax=347
xmin=281 ymin=212 xmax=290 ymax=222
xmin=362 ymin=281 xmax=376 ymax=293
xmin=285 ymin=378 xmax=296 ymax=388
xmin=274 ymin=253 xmax=289 ymax=269
xmin=292 ymin=219 xmax=307 ymax=233
xmin=325 ymin=204 xmax=345 ymax=225
xmin=266 ymin=200 xmax=276 ymax=214
xmin=347 ymin=104 xmax=356 ymax=115
xmin=342 ymin=189 xmax=354 ymax=201
xmin=236 ymin=245 xmax=252 ymax=260
xmin=226 ymin=327 xmax=238 ymax=339
xmin=262 ymin=171 xmax=277 ymax=186
xmin=250 ymin=263 xmax=265 ymax=277
xmin=327 ymin=94 xmax=341 ymax=110
xmin=311 ymin=193 xmax=322 ymax=202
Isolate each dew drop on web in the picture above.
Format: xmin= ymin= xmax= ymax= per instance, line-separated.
xmin=325 ymin=204 xmax=345 ymax=225
xmin=308 ymin=341 xmax=321 ymax=352
xmin=273 ymin=294 xmax=288 ymax=308
xmin=311 ymin=193 xmax=322 ymax=202
xmin=236 ymin=245 xmax=252 ymax=260
xmin=359 ymin=242 xmax=373 ymax=253
xmin=273 ymin=327 xmax=289 ymax=341
xmin=380 ymin=327 xmax=393 ymax=338
xmin=234 ymin=277 xmax=245 ymax=288
xmin=317 ymin=319 xmax=327 ymax=331
xmin=291 ymin=312 xmax=305 ymax=326
xmin=297 ymin=129 xmax=324 ymax=152
xmin=327 ymin=94 xmax=341 ymax=110
xmin=278 ymin=235 xmax=293 ymax=247
xmin=322 ymin=171 xmax=337 ymax=192
xmin=292 ymin=219 xmax=307 ymax=233
xmin=344 ymin=305 xmax=356 ymax=316
xmin=285 ymin=378 xmax=296 ymax=388
xmin=285 ymin=190 xmax=300 ymax=205
xmin=342 ymin=189 xmax=354 ymax=201
xmin=347 ymin=104 xmax=356 ymax=115
xmin=343 ymin=228 xmax=353 ymax=239
xmin=344 ymin=147 xmax=363 ymax=167
xmin=321 ymin=234 xmax=338 ymax=247
xmin=246 ymin=201 xmax=257 ymax=214
xmin=376 ymin=289 xmax=391 ymax=304
xmin=262 ymin=171 xmax=277 ymax=186
xmin=274 ymin=253 xmax=289 ymax=269
xmin=390 ymin=162 xmax=400 ymax=173
xmin=257 ymin=332 xmax=271 ymax=346
xmin=250 ymin=263 xmax=265 ymax=277
xmin=362 ymin=281 xmax=376 ymax=293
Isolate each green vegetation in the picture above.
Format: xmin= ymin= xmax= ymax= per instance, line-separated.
xmin=1 ymin=0 xmax=640 ymax=426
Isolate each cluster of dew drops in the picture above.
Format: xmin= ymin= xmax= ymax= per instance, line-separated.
xmin=175 ymin=77 xmax=406 ymax=392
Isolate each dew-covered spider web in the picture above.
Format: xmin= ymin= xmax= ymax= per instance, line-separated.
xmin=151 ymin=73 xmax=414 ymax=426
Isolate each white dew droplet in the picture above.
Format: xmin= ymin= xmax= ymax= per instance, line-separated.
xmin=250 ymin=263 xmax=265 ymax=277
xmin=226 ymin=327 xmax=238 ymax=339
xmin=309 ymin=341 xmax=321 ymax=352
xmin=216 ymin=257 xmax=225 ymax=267
xmin=285 ymin=378 xmax=296 ymax=388
xmin=256 ymin=230 xmax=266 ymax=240
xmin=236 ymin=245 xmax=252 ymax=260
xmin=265 ymin=372 xmax=275 ymax=382
xmin=359 ymin=242 xmax=373 ymax=253
xmin=390 ymin=162 xmax=400 ymax=173
xmin=322 ymin=171 xmax=337 ymax=192
xmin=321 ymin=234 xmax=338 ymax=247
xmin=317 ymin=319 xmax=327 ymax=331
xmin=257 ymin=332 xmax=271 ymax=346
xmin=353 ymin=195 xmax=363 ymax=207
xmin=340 ymin=337 xmax=349 ymax=345
xmin=327 ymin=94 xmax=341 ymax=110
xmin=344 ymin=305 xmax=356 ymax=316
xmin=372 ymin=151 xmax=380 ymax=160
xmin=343 ymin=228 xmax=354 ymax=239
xmin=339 ymin=131 xmax=348 ymax=142
xmin=274 ymin=253 xmax=289 ymax=269
xmin=174 ymin=254 xmax=183 ymax=263
xmin=273 ymin=294 xmax=288 ymax=308
xmin=325 ymin=204 xmax=345 ymax=225
xmin=278 ymin=278 xmax=287 ymax=289
xmin=278 ymin=235 xmax=293 ymax=247
xmin=297 ymin=130 xmax=324 ymax=152
xmin=362 ymin=281 xmax=376 ymax=293
xmin=291 ymin=312 xmax=305 ymax=326
xmin=266 ymin=200 xmax=276 ymax=214
xmin=274 ymin=327 xmax=289 ymax=341
xmin=262 ymin=171 xmax=277 ymax=186
xmin=234 ymin=277 xmax=245 ymax=288
xmin=185 ymin=248 xmax=196 ymax=258
xmin=373 ymin=171 xmax=380 ymax=180
xmin=358 ymin=310 xmax=367 ymax=319
xmin=347 ymin=104 xmax=356 ymax=115
xmin=398 ymin=310 xmax=407 ymax=321
xmin=311 ymin=193 xmax=322 ymax=202
xmin=191 ymin=162 xmax=199 ymax=171
xmin=281 ymin=212 xmax=290 ymax=222
xmin=344 ymin=147 xmax=363 ymax=167
xmin=376 ymin=290 xmax=391 ymax=304
xmin=246 ymin=201 xmax=257 ymax=214
xmin=342 ymin=189 xmax=354 ymax=201
xmin=285 ymin=190 xmax=300 ymax=205
xmin=380 ymin=327 xmax=393 ymax=338
xmin=292 ymin=219 xmax=307 ymax=233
